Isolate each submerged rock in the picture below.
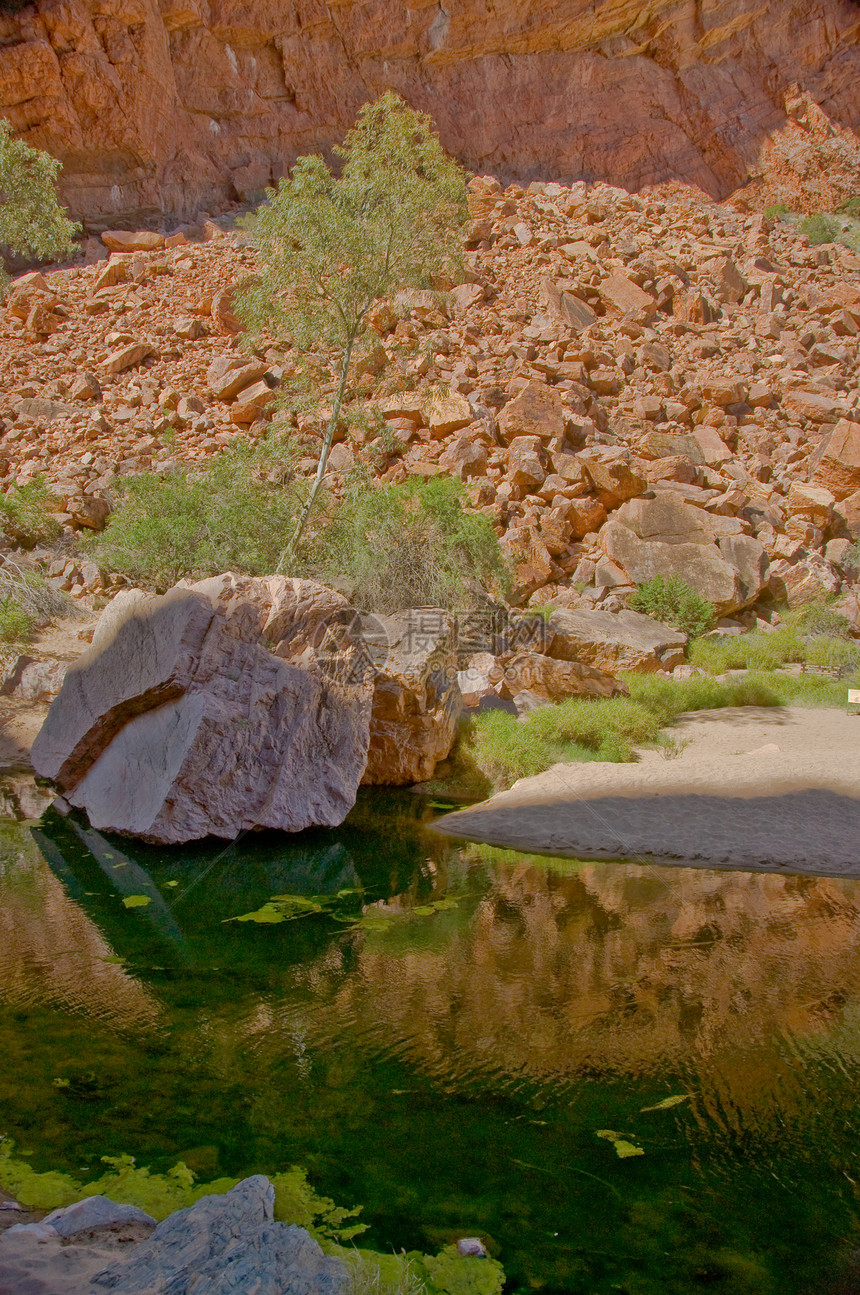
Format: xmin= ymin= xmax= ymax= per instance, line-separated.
xmin=32 ymin=575 xmax=375 ymax=844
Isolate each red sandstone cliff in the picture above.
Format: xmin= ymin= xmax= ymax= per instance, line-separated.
xmin=1 ymin=0 xmax=859 ymax=225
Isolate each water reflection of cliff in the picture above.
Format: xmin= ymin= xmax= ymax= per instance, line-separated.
xmin=268 ymin=852 xmax=860 ymax=1121
xmin=19 ymin=800 xmax=860 ymax=1124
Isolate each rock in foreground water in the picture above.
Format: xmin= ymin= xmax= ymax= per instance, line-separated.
xmin=90 ymin=1176 xmax=349 ymax=1295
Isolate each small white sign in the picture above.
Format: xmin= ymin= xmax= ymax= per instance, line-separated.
xmin=849 ymin=691 xmax=860 ymax=705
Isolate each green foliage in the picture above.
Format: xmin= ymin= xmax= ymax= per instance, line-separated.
xmin=0 ymin=1140 xmax=364 ymax=1242
xmin=0 ymin=120 xmax=78 ymax=286
xmin=837 ymin=196 xmax=860 ymax=219
xmin=0 ymin=477 xmax=62 ymax=549
xmin=763 ymin=202 xmax=791 ymax=220
xmin=596 ymin=1130 xmax=645 ymax=1159
xmin=466 ymin=670 xmax=851 ymax=787
xmin=689 ymin=605 xmax=860 ymax=676
xmin=342 ymin=1250 xmax=427 ymax=1295
xmin=798 ymin=212 xmax=842 ymax=245
xmin=0 ymin=560 xmax=74 ymax=623
xmin=269 ymin=1166 xmax=367 ymax=1243
xmin=240 ymin=92 xmax=469 ymax=561
xmin=303 ymin=476 xmax=510 ymax=611
xmin=0 ymin=1141 xmax=507 ymax=1290
xmin=89 ymin=436 xmax=299 ymax=590
xmin=629 ymin=575 xmax=716 ymax=639
xmin=420 ymin=1246 xmax=505 ymax=1295
xmin=0 ymin=593 xmax=33 ymax=644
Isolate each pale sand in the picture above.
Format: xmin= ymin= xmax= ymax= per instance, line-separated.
xmin=434 ymin=706 xmax=860 ymax=876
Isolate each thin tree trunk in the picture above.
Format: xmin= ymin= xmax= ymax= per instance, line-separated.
xmin=279 ymin=336 xmax=355 ymax=572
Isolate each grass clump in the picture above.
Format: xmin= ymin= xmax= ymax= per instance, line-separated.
xmin=0 ymin=561 xmax=76 ymax=646
xmin=0 ymin=478 xmax=62 ymax=549
xmin=466 ymin=670 xmax=851 ymax=788
xmin=304 ymin=475 xmax=510 ymax=612
xmin=629 ymin=575 xmax=716 ymax=639
xmin=689 ymin=605 xmax=860 ymax=676
xmin=89 ymin=436 xmax=300 ymax=591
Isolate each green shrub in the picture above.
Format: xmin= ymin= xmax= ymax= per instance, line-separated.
xmin=629 ymin=575 xmax=716 ymax=639
xmin=798 ymin=213 xmax=841 ymax=245
xmin=0 ymin=478 xmax=62 ymax=549
xmin=0 ymin=1138 xmax=506 ymax=1294
xmin=89 ymin=436 xmax=300 ymax=590
xmin=837 ymin=196 xmax=860 ymax=219
xmin=302 ymin=476 xmax=510 ymax=612
xmin=0 ymin=594 xmax=32 ymax=643
xmin=0 ymin=562 xmax=75 ymax=644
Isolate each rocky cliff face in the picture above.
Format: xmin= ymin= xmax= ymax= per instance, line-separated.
xmin=1 ymin=0 xmax=859 ymax=225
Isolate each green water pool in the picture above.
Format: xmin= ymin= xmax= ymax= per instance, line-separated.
xmin=1 ymin=786 xmax=860 ymax=1293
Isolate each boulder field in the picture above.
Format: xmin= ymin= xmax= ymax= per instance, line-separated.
xmin=3 ymin=147 xmax=860 ymax=623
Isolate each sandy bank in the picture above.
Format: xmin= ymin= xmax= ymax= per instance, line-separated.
xmin=434 ymin=706 xmax=860 ymax=876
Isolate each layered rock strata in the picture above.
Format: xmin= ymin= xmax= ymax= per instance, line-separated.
xmin=1 ymin=0 xmax=860 ymax=222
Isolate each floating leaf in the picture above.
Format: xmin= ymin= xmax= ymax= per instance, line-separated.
xmin=640 ymin=1094 xmax=689 ymax=1113
xmin=612 ymin=1139 xmax=645 ymax=1159
xmin=122 ymin=895 xmax=152 ymax=909
xmin=596 ymin=1129 xmax=644 ymax=1158
xmin=231 ymin=903 xmax=287 ymax=924
xmin=112 ymin=863 xmax=128 ymax=869
xmin=164 ymin=881 xmax=179 ymax=889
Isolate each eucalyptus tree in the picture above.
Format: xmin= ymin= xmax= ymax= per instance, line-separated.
xmin=0 ymin=119 xmax=79 ymax=288
xmin=240 ymin=92 xmax=469 ymax=568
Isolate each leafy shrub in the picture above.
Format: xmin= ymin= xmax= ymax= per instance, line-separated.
xmin=0 ymin=477 xmax=62 ymax=549
xmin=303 ymin=476 xmax=510 ymax=612
xmin=629 ymin=575 xmax=716 ymax=639
xmin=89 ymin=437 xmax=300 ymax=590
xmin=0 ymin=1140 xmax=363 ymax=1241
xmin=0 ymin=594 xmax=33 ymax=644
xmin=798 ymin=213 xmax=841 ymax=245
xmin=0 ymin=1139 xmax=505 ymax=1293
xmin=837 ymin=196 xmax=860 ymax=219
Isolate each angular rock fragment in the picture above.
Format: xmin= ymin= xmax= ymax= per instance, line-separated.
xmin=548 ymin=608 xmax=688 ymax=673
xmin=360 ymin=608 xmax=462 ymax=785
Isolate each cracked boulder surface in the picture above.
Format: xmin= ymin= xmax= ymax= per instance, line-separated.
xmin=0 ymin=0 xmax=859 ymax=223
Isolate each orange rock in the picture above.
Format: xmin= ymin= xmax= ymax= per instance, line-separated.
xmin=101 ymin=231 xmax=165 ymax=253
